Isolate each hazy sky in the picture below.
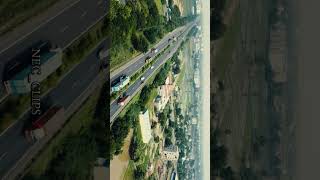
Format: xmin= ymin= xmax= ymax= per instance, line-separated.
xmin=200 ymin=0 xmax=210 ymax=179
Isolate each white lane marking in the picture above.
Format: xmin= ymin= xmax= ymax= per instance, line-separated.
xmin=60 ymin=26 xmax=69 ymax=32
xmin=0 ymin=0 xmax=81 ymax=55
xmin=0 ymin=152 xmax=8 ymax=161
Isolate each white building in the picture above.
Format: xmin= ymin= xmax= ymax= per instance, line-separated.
xmin=139 ymin=110 xmax=152 ymax=143
xmin=161 ymin=145 xmax=179 ymax=161
xmin=194 ymin=68 xmax=200 ymax=89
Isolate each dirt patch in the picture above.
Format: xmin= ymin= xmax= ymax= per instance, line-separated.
xmin=110 ymin=129 xmax=133 ymax=180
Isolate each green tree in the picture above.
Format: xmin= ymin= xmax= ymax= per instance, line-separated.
xmin=135 ymin=165 xmax=146 ymax=179
xmin=131 ymin=33 xmax=149 ymax=52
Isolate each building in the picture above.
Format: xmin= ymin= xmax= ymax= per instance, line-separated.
xmin=154 ymin=75 xmax=174 ymax=112
xmin=139 ymin=110 xmax=152 ymax=143
xmin=4 ymin=44 xmax=62 ymax=94
xmin=111 ymin=75 xmax=130 ymax=93
xmin=192 ymin=117 xmax=197 ymax=125
xmin=161 ymin=145 xmax=179 ymax=161
xmin=194 ymin=68 xmax=200 ymax=89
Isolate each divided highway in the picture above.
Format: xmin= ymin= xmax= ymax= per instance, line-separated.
xmin=110 ymin=20 xmax=198 ymax=123
xmin=0 ymin=40 xmax=107 ymax=179
xmin=0 ymin=19 xmax=196 ymax=178
xmin=0 ymin=0 xmax=106 ymax=96
xmin=110 ymin=24 xmax=190 ymax=82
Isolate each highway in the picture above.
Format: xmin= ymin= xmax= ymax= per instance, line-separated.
xmin=0 ymin=40 xmax=107 ymax=178
xmin=0 ymin=0 xmax=106 ymax=96
xmin=0 ymin=20 xmax=196 ymax=178
xmin=110 ymin=20 xmax=198 ymax=123
xmin=110 ymin=24 xmax=190 ymax=82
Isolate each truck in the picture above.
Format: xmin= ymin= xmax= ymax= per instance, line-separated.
xmin=98 ymin=48 xmax=109 ymax=60
xmin=118 ymin=94 xmax=130 ymax=106
xmin=111 ymin=75 xmax=130 ymax=93
xmin=24 ymin=106 xmax=64 ymax=141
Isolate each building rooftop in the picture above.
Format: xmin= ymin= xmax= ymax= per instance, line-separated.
xmin=139 ymin=110 xmax=152 ymax=143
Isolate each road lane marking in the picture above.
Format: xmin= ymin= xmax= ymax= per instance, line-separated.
xmin=0 ymin=152 xmax=8 ymax=161
xmin=0 ymin=0 xmax=81 ymax=55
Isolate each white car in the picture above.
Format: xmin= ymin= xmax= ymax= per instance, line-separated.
xmin=150 ymin=66 xmax=154 ymax=69
xmin=140 ymin=76 xmax=145 ymax=81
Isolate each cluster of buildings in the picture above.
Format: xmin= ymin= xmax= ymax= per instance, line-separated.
xmin=161 ymin=145 xmax=179 ymax=161
xmin=154 ymin=75 xmax=174 ymax=112
xmin=3 ymin=41 xmax=62 ymax=94
xmin=195 ymin=0 xmax=202 ymax=15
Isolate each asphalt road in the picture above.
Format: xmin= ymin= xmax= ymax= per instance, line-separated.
xmin=110 ymin=24 xmax=190 ymax=83
xmin=0 ymin=40 xmax=107 ymax=178
xmin=110 ymin=21 xmax=198 ymax=123
xmin=0 ymin=21 xmax=195 ymax=177
xmin=0 ymin=0 xmax=106 ymax=96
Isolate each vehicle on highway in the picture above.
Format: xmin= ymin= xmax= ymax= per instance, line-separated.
xmin=173 ymin=36 xmax=177 ymax=42
xmin=151 ymin=48 xmax=158 ymax=54
xmin=24 ymin=106 xmax=64 ymax=141
xmin=97 ymin=47 xmax=109 ymax=59
xmin=118 ymin=94 xmax=130 ymax=106
xmin=140 ymin=76 xmax=145 ymax=82
xmin=111 ymin=75 xmax=130 ymax=93
xmin=145 ymin=56 xmax=151 ymax=63
xmin=150 ymin=66 xmax=154 ymax=69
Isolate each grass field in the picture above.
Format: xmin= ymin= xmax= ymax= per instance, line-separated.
xmin=155 ymin=0 xmax=164 ymax=15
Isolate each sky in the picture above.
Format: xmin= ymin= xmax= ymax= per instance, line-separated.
xmin=200 ymin=0 xmax=210 ymax=179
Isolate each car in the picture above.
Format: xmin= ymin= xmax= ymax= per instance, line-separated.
xmin=118 ymin=94 xmax=130 ymax=106
xmin=145 ymin=56 xmax=151 ymax=63
xmin=140 ymin=76 xmax=145 ymax=81
xmin=151 ymin=48 xmax=158 ymax=54
xmin=150 ymin=66 xmax=154 ymax=69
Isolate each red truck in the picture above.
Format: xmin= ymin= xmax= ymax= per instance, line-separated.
xmin=25 ymin=106 xmax=64 ymax=141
